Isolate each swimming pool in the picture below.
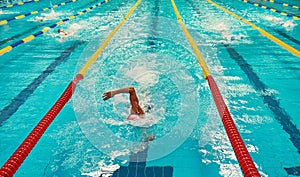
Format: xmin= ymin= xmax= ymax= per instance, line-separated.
xmin=0 ymin=0 xmax=300 ymax=176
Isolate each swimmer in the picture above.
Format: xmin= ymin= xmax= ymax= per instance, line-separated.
xmin=144 ymin=134 xmax=155 ymax=142
xmin=35 ymin=16 xmax=44 ymax=22
xmin=280 ymin=20 xmax=296 ymax=29
xmin=58 ymin=28 xmax=68 ymax=35
xmin=267 ymin=16 xmax=296 ymax=29
xmin=102 ymin=87 xmax=145 ymax=120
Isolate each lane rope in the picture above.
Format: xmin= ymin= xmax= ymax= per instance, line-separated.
xmin=240 ymin=0 xmax=300 ymax=20
xmin=265 ymin=0 xmax=299 ymax=10
xmin=0 ymin=0 xmax=39 ymax=9
xmin=171 ymin=0 xmax=260 ymax=176
xmin=0 ymin=0 xmax=141 ymax=176
xmin=0 ymin=0 xmax=108 ymax=56
xmin=0 ymin=0 xmax=78 ymax=26
xmin=207 ymin=0 xmax=300 ymax=58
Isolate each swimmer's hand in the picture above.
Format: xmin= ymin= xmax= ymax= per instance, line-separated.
xmin=102 ymin=91 xmax=113 ymax=100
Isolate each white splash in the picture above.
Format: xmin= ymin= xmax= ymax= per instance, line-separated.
xmin=100 ymin=114 xmax=161 ymax=128
xmin=261 ymin=15 xmax=297 ymax=30
xmin=100 ymin=117 xmax=127 ymax=126
xmin=0 ymin=9 xmax=15 ymax=15
xmin=124 ymin=64 xmax=160 ymax=88
xmin=110 ymin=150 xmax=130 ymax=160
xmin=81 ymin=160 xmax=120 ymax=177
xmin=33 ymin=8 xmax=62 ymax=22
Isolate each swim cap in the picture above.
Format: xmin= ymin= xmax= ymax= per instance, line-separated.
xmin=127 ymin=114 xmax=141 ymax=120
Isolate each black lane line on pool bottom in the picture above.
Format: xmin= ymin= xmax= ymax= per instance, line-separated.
xmin=274 ymin=29 xmax=300 ymax=46
xmin=0 ymin=40 xmax=84 ymax=126
xmin=284 ymin=166 xmax=300 ymax=176
xmin=146 ymin=0 xmax=159 ymax=48
xmin=223 ymin=44 xmax=300 ymax=154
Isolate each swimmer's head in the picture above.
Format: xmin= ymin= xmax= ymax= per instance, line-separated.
xmin=35 ymin=17 xmax=44 ymax=21
xmin=148 ymin=135 xmax=155 ymax=141
xmin=58 ymin=29 xmax=63 ymax=33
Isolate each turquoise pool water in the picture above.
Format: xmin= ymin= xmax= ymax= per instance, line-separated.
xmin=0 ymin=0 xmax=300 ymax=176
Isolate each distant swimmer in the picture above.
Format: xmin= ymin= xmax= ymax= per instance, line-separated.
xmin=35 ymin=16 xmax=45 ymax=22
xmin=220 ymin=29 xmax=243 ymax=42
xmin=280 ymin=20 xmax=296 ymax=29
xmin=102 ymin=87 xmax=146 ymax=120
xmin=266 ymin=16 xmax=296 ymax=29
xmin=58 ymin=28 xmax=68 ymax=35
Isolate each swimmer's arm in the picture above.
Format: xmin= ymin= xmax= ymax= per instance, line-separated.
xmin=102 ymin=87 xmax=132 ymax=100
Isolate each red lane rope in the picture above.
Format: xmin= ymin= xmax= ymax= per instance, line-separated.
xmin=0 ymin=74 xmax=83 ymax=177
xmin=207 ymin=75 xmax=260 ymax=177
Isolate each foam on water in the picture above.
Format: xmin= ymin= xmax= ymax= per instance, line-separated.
xmin=99 ymin=115 xmax=161 ymax=128
xmin=195 ymin=13 xmax=250 ymax=44
xmin=28 ymin=8 xmax=64 ymax=22
xmin=198 ymin=109 xmax=244 ymax=176
xmin=81 ymin=160 xmax=120 ymax=177
xmin=0 ymin=9 xmax=15 ymax=15
xmin=260 ymin=15 xmax=297 ymax=31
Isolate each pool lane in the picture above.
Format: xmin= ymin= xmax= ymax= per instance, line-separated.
xmin=0 ymin=0 xmax=109 ymax=56
xmin=263 ymin=0 xmax=300 ymax=10
xmin=0 ymin=40 xmax=84 ymax=126
xmin=207 ymin=0 xmax=300 ymax=58
xmin=238 ymin=0 xmax=300 ymax=20
xmin=188 ymin=0 xmax=300 ymax=162
xmin=224 ymin=44 xmax=300 ymax=154
xmin=0 ymin=0 xmax=100 ymax=43
xmin=212 ymin=0 xmax=300 ymax=49
xmin=0 ymin=0 xmax=79 ymax=25
xmin=0 ymin=0 xmax=39 ymax=9
xmin=0 ymin=0 xmax=129 ymax=124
